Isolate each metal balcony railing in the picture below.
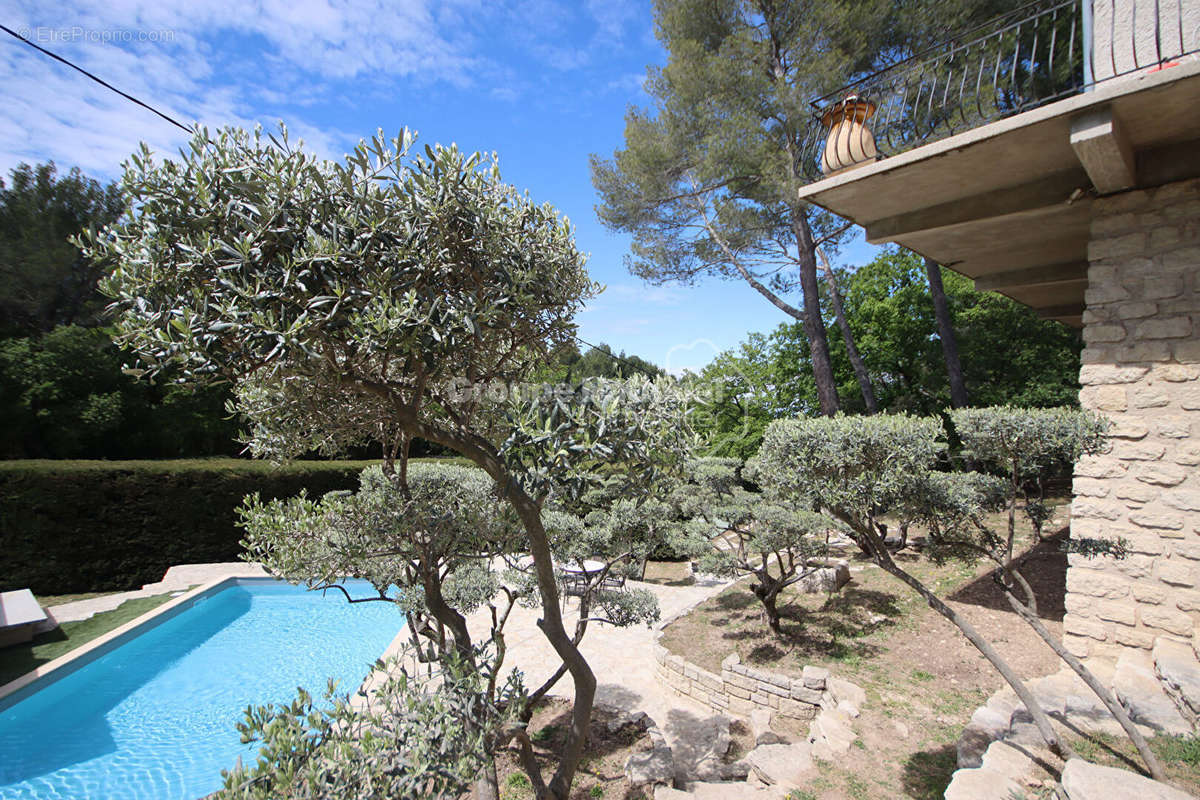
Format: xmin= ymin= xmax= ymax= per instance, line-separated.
xmin=801 ymin=0 xmax=1200 ymax=181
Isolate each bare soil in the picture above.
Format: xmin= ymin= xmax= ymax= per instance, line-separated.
xmin=496 ymin=699 xmax=651 ymax=800
xmin=659 ymin=502 xmax=1074 ymax=799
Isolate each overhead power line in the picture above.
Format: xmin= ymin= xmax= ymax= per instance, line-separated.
xmin=572 ymin=334 xmax=662 ymax=378
xmin=2 ymin=26 xmax=663 ymax=381
xmin=0 ymin=23 xmax=193 ymax=134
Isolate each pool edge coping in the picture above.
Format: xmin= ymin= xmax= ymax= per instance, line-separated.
xmin=0 ymin=575 xmax=248 ymax=708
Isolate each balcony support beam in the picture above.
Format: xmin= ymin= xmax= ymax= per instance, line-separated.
xmin=863 ymin=170 xmax=1091 ymax=244
xmin=1036 ymin=303 xmax=1086 ymax=320
xmin=974 ymin=261 xmax=1089 ymax=292
xmin=1070 ymin=107 xmax=1137 ymax=195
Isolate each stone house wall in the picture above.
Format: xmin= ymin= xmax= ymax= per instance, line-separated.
xmin=1066 ymin=176 xmax=1200 ymax=660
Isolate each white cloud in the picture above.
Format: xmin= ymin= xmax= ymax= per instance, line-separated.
xmin=0 ymin=0 xmax=485 ymax=177
xmin=0 ymin=0 xmax=655 ymax=179
xmin=601 ymin=283 xmax=685 ymax=306
xmin=605 ymin=71 xmax=646 ymax=94
xmin=585 ymin=0 xmax=639 ymax=42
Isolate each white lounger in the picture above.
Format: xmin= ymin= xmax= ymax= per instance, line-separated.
xmin=0 ymin=589 xmax=50 ymax=647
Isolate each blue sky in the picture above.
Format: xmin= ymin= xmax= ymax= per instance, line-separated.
xmin=1 ymin=0 xmax=883 ymax=372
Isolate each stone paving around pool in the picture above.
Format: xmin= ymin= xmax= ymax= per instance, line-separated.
xmin=47 ymin=563 xmax=269 ymax=623
xmin=461 ymin=573 xmax=734 ymax=727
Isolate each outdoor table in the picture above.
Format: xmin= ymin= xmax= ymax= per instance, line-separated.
xmin=559 ymin=559 xmax=606 ymax=576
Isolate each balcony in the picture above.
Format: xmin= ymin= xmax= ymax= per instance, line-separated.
xmin=797 ymin=0 xmax=1200 ymax=326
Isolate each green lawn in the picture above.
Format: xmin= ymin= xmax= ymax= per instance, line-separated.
xmin=0 ymin=593 xmax=182 ymax=687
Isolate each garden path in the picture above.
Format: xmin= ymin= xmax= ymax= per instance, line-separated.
xmin=458 ymin=573 xmax=738 ymax=768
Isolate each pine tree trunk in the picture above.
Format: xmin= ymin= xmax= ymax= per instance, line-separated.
xmin=818 ymin=246 xmax=878 ymax=413
xmin=925 ymin=257 xmax=968 ymax=408
xmin=795 ymin=215 xmax=839 ymax=416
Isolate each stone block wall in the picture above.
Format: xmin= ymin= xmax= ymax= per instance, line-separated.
xmin=1067 ymin=176 xmax=1200 ymax=660
xmin=653 ymin=646 xmax=844 ymax=721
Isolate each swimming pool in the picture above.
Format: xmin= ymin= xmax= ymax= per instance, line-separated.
xmin=0 ymin=578 xmax=405 ymax=800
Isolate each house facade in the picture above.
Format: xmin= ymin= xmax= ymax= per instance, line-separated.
xmin=796 ymin=0 xmax=1200 ymax=661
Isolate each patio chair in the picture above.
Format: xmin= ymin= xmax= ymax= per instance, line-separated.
xmin=560 ymin=572 xmax=590 ymax=610
xmin=600 ymin=572 xmax=626 ymax=590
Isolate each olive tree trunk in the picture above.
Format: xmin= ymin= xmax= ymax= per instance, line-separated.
xmin=838 ymin=511 xmax=1072 ymax=760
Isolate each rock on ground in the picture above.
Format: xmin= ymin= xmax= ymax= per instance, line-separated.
xmin=627 ymin=746 xmax=675 ymax=789
xmin=749 ymin=709 xmax=782 ymax=746
xmin=1154 ymin=638 xmax=1200 ymax=725
xmin=1114 ymin=650 xmax=1192 ymax=735
xmin=943 ymin=767 xmax=1024 ymax=800
xmin=743 ymin=742 xmax=814 ymax=790
xmin=1061 ymin=758 xmax=1198 ymax=800
xmin=808 ymin=707 xmax=856 ymax=761
xmin=795 ymin=560 xmax=850 ymax=594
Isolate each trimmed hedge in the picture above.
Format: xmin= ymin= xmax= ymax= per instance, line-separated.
xmin=0 ymin=459 xmax=385 ymax=594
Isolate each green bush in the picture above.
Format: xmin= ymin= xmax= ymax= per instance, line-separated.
xmin=0 ymin=459 xmax=386 ymax=594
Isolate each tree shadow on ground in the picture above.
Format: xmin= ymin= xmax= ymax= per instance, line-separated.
xmin=901 ymin=743 xmax=958 ymax=800
xmin=518 ymin=700 xmax=655 ymax=798
xmin=716 ymin=586 xmax=902 ymax=667
xmin=947 ymin=528 xmax=1068 ymax=621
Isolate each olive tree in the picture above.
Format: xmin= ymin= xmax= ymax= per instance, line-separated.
xmin=944 ymin=408 xmax=1161 ymax=778
xmin=238 ymin=462 xmax=527 ymax=667
xmin=757 ymin=414 xmax=1074 ymax=758
xmin=757 ymin=413 xmax=1165 ymax=775
xmin=951 ymin=406 xmax=1109 ymax=560
xmin=219 ymin=647 xmax=527 ymax=800
xmin=82 ymin=126 xmax=692 ymax=800
xmin=674 ymin=457 xmax=830 ymax=634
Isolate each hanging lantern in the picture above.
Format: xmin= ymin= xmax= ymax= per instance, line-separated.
xmin=819 ymin=95 xmax=879 ymax=175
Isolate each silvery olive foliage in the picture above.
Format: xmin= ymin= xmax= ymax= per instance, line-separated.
xmin=84 ymin=126 xmax=594 ymax=404
xmin=673 ymin=457 xmax=832 ymax=634
xmin=240 ymin=463 xmax=519 ymax=594
xmin=83 ymin=125 xmax=696 ymax=799
xmin=239 ymin=463 xmax=526 ymax=653
xmin=216 ymin=648 xmax=525 ymax=800
xmin=950 ymin=406 xmax=1110 ymax=552
xmin=759 ymin=414 xmax=947 ymax=531
xmin=755 ymin=412 xmax=1134 ymax=763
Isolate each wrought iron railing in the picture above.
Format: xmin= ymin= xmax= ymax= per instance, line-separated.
xmin=801 ymin=0 xmax=1200 ymax=180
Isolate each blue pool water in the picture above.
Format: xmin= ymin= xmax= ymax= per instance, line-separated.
xmin=0 ymin=579 xmax=405 ymax=800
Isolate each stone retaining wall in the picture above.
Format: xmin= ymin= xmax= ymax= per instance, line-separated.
xmin=1068 ymin=175 xmax=1200 ymax=661
xmin=653 ymin=645 xmax=850 ymax=721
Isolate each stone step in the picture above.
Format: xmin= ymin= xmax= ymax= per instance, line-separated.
xmin=742 ymin=741 xmax=814 ymax=790
xmin=1060 ymin=757 xmax=1198 ymax=800
xmin=1153 ymin=637 xmax=1200 ymax=727
xmin=1114 ymin=650 xmax=1193 ymax=735
xmin=680 ymin=780 xmax=791 ymax=799
xmin=943 ymin=766 xmax=1024 ymax=800
xmin=978 ymin=739 xmax=1059 ymax=787
xmin=808 ymin=707 xmax=856 ymax=761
